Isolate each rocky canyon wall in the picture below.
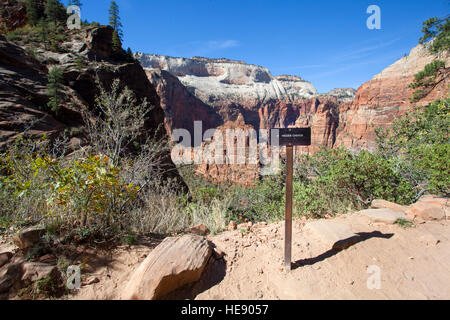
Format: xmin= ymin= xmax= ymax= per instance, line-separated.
xmin=136 ymin=43 xmax=448 ymax=185
xmin=335 ymin=43 xmax=449 ymax=151
xmin=0 ymin=26 xmax=187 ymax=191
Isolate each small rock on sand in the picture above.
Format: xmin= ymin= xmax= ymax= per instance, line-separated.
xmin=360 ymin=208 xmax=407 ymax=224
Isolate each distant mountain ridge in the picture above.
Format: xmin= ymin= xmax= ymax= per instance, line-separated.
xmin=134 ymin=53 xmax=319 ymax=106
xmin=135 ymin=44 xmax=448 ymax=185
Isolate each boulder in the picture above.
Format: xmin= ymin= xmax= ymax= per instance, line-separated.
xmin=189 ymin=224 xmax=210 ymax=236
xmin=21 ymin=262 xmax=61 ymax=284
xmin=0 ymin=263 xmax=22 ymax=294
xmin=360 ymin=208 xmax=408 ymax=224
xmin=86 ymin=26 xmax=114 ymax=60
xmin=13 ymin=227 xmax=46 ymax=251
xmin=371 ymin=199 xmax=407 ymax=213
xmin=1 ymin=258 xmax=63 ymax=296
xmin=0 ymin=252 xmax=13 ymax=268
xmin=406 ymin=197 xmax=448 ymax=221
xmin=122 ymin=235 xmax=212 ymax=300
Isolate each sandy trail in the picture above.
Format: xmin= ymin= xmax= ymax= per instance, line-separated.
xmin=66 ymin=212 xmax=450 ymax=300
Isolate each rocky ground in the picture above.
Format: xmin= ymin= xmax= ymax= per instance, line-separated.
xmin=2 ymin=197 xmax=447 ymax=301
xmin=196 ymin=214 xmax=449 ymax=300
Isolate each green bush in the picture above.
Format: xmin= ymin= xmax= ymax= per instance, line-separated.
xmin=192 ymin=187 xmax=223 ymax=204
xmin=376 ymin=98 xmax=450 ymax=195
xmin=228 ymin=175 xmax=285 ymax=223
xmin=5 ymin=22 xmax=69 ymax=52
xmin=292 ymin=148 xmax=416 ymax=218
xmin=0 ymin=136 xmax=139 ymax=237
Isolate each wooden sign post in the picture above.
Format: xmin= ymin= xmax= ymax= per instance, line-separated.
xmin=273 ymin=128 xmax=312 ymax=271
xmin=285 ymin=145 xmax=294 ymax=271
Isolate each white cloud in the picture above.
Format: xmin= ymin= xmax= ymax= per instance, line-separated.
xmin=207 ymin=40 xmax=239 ymax=49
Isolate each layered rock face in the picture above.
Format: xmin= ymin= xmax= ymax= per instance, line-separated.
xmin=136 ymin=53 xmax=318 ymax=129
xmin=335 ymin=43 xmax=450 ymax=151
xmin=137 ymin=43 xmax=448 ymax=185
xmin=0 ymin=26 xmax=187 ymax=190
xmin=0 ymin=0 xmax=28 ymax=32
xmin=325 ymin=88 xmax=357 ymax=103
xmin=195 ymin=116 xmax=261 ymax=187
xmin=145 ymin=68 xmax=222 ymax=141
xmin=0 ymin=34 xmax=65 ymax=146
xmin=137 ymin=54 xmax=344 ymax=184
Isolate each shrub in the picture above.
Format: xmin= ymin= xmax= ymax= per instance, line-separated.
xmin=83 ymin=78 xmax=152 ymax=166
xmin=411 ymin=16 xmax=449 ymax=102
xmin=192 ymin=187 xmax=223 ymax=204
xmin=185 ymin=198 xmax=230 ymax=235
xmin=228 ymin=175 xmax=285 ymax=223
xmin=376 ymin=98 xmax=450 ymax=196
xmin=409 ymin=60 xmax=447 ymax=103
xmin=395 ymin=218 xmax=415 ymax=229
xmin=126 ymin=179 xmax=189 ymax=235
xmin=0 ymin=138 xmax=139 ymax=235
xmin=0 ymin=136 xmax=51 ymax=224
xmin=291 ymin=147 xmax=416 ymax=218
xmin=74 ymin=56 xmax=85 ymax=69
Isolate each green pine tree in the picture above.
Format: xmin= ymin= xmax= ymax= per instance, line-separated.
xmin=38 ymin=19 xmax=49 ymax=49
xmin=410 ymin=16 xmax=449 ymax=103
xmin=26 ymin=0 xmax=41 ymax=26
xmin=419 ymin=17 xmax=450 ymax=54
xmin=45 ymin=0 xmax=66 ymax=25
xmin=109 ymin=1 xmax=123 ymax=41
xmin=47 ymin=67 xmax=64 ymax=113
xmin=111 ymin=30 xmax=122 ymax=52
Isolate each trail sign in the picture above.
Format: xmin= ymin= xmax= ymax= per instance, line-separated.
xmin=272 ymin=127 xmax=312 ymax=271
xmin=272 ymin=127 xmax=312 ymax=147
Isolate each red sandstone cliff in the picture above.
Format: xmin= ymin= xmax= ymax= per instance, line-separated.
xmin=138 ymin=43 xmax=448 ymax=185
xmin=335 ymin=43 xmax=449 ymax=151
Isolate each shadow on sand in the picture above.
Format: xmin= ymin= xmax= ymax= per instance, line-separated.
xmin=292 ymin=231 xmax=394 ymax=270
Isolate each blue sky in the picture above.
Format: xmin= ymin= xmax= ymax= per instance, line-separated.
xmin=75 ymin=0 xmax=449 ymax=93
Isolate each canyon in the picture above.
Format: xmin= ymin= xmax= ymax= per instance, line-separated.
xmin=0 ymin=0 xmax=448 ymax=187
xmin=136 ymin=43 xmax=449 ymax=185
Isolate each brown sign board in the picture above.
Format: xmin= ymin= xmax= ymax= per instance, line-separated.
xmin=272 ymin=128 xmax=312 ymax=146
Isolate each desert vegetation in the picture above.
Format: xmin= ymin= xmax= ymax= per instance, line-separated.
xmin=409 ymin=16 xmax=449 ymax=102
xmin=0 ymin=1 xmax=448 ymax=245
xmin=181 ymin=98 xmax=449 ymax=224
xmin=0 ymin=88 xmax=448 ymax=243
xmin=0 ymin=77 xmax=216 ymax=242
